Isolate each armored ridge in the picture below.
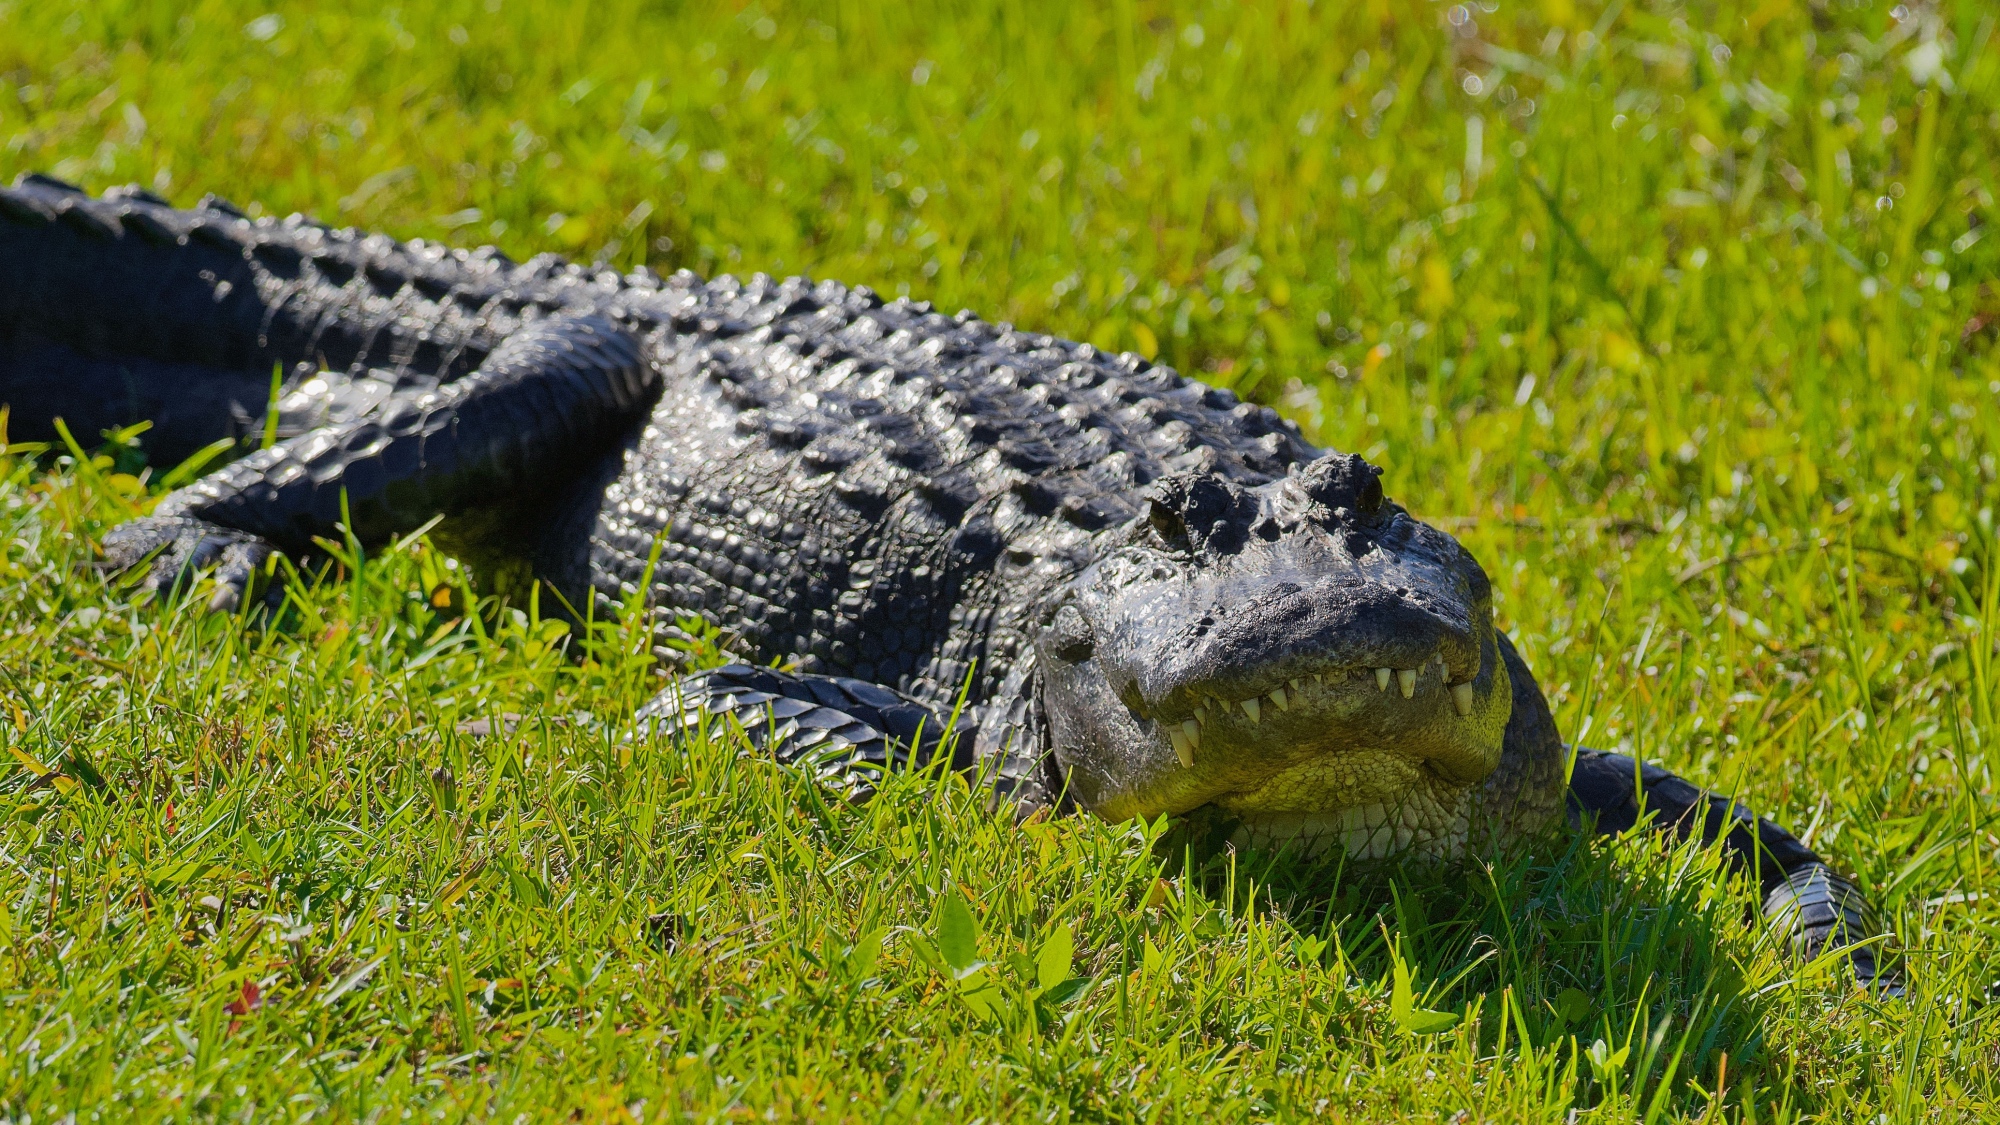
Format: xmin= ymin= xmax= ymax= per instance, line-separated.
xmin=0 ymin=170 xmax=1299 ymax=468
xmin=0 ymin=173 xmax=1889 ymax=986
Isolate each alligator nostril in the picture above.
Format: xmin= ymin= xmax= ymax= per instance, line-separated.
xmin=1357 ymin=473 xmax=1383 ymax=515
xmin=1049 ymin=604 xmax=1095 ymax=663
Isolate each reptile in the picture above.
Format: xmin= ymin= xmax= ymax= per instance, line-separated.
xmin=0 ymin=172 xmax=1886 ymax=984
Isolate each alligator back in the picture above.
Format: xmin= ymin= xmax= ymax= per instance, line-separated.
xmin=0 ymin=174 xmax=564 ymax=460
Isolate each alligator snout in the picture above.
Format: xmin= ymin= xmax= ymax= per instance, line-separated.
xmin=1133 ymin=578 xmax=1481 ymax=721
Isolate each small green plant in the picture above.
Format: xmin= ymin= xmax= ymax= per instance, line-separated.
xmin=914 ymin=888 xmax=1092 ymax=1027
xmin=1387 ymin=938 xmax=1461 ymax=1036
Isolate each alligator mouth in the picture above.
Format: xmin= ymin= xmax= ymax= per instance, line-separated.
xmin=1128 ymin=576 xmax=1485 ymax=730
xmin=1110 ymin=624 xmax=1509 ymax=814
xmin=1153 ymin=653 xmax=1476 ymax=769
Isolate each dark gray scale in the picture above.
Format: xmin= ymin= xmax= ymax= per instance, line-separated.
xmin=1567 ymin=750 xmax=1887 ymax=987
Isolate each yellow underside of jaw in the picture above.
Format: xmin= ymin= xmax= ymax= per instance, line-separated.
xmin=1216 ymin=746 xmax=1439 ymax=814
xmin=1219 ymin=766 xmax=1473 ymax=861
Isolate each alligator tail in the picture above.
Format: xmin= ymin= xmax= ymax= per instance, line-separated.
xmin=1567 ymin=749 xmax=1896 ymax=992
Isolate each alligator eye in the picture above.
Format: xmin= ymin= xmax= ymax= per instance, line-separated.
xmin=1146 ymin=497 xmax=1187 ymax=544
xmin=1297 ymin=452 xmax=1385 ymax=518
xmin=1048 ymin=605 xmax=1095 ymax=663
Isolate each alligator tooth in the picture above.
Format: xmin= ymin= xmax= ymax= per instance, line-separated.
xmin=1452 ymin=681 xmax=1474 ymax=716
xmin=1375 ymin=667 xmax=1392 ymax=692
xmin=1182 ymin=719 xmax=1201 ymax=749
xmin=1170 ymin=728 xmax=1195 ymax=768
xmin=1194 ymin=704 xmax=1209 ymax=725
xmin=1288 ymin=678 xmax=1302 ymax=695
xmin=1241 ymin=697 xmax=1261 ymax=723
xmin=1397 ymin=669 xmax=1417 ymax=698
xmin=1269 ymin=687 xmax=1288 ymax=711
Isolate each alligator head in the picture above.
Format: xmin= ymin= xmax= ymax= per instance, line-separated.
xmin=1033 ymin=451 xmax=1511 ymax=859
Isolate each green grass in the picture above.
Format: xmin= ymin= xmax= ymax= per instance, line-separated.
xmin=1 ymin=0 xmax=1998 ymax=1118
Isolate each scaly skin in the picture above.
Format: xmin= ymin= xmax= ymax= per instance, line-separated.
xmin=0 ymin=173 xmax=1889 ymax=985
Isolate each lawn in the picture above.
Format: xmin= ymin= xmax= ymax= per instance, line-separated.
xmin=2 ymin=0 xmax=1998 ymax=1119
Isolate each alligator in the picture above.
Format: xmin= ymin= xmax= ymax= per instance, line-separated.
xmin=0 ymin=172 xmax=1886 ymax=983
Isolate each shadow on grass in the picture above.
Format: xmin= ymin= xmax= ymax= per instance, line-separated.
xmin=1160 ymin=814 xmax=1808 ymax=1117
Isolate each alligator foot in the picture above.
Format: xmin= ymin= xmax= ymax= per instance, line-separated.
xmin=100 ymin=515 xmax=276 ymax=612
xmin=636 ymin=664 xmax=968 ymax=799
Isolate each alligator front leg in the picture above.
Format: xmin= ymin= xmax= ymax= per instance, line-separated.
xmin=103 ymin=315 xmax=654 ymax=609
xmin=1567 ymin=750 xmax=1893 ymax=990
xmin=637 ymin=665 xmax=970 ymax=800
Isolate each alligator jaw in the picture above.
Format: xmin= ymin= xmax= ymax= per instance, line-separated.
xmin=1109 ymin=632 xmax=1510 ymax=820
xmin=1153 ymin=651 xmax=1490 ymax=778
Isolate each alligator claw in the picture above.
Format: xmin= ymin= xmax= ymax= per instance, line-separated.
xmin=101 ymin=515 xmax=276 ymax=612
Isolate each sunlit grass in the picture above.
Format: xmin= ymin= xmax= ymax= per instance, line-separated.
xmin=1 ymin=0 xmax=1998 ymax=1119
